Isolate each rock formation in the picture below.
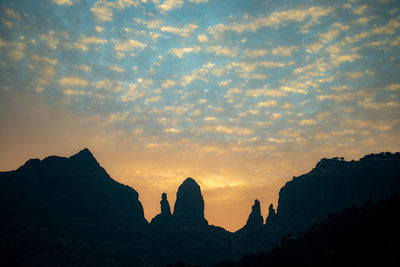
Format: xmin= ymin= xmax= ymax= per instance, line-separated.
xmin=0 ymin=148 xmax=151 ymax=266
xmin=265 ymin=203 xmax=276 ymax=224
xmin=172 ymin=177 xmax=207 ymax=224
xmin=151 ymin=192 xmax=172 ymax=224
xmin=277 ymin=152 xmax=400 ymax=221
xmin=1 ymin=150 xmax=399 ymax=266
xmin=221 ymin=196 xmax=400 ymax=267
xmin=244 ymin=199 xmax=264 ymax=227
xmin=0 ymin=148 xmax=147 ymax=225
xmin=161 ymin=192 xmax=171 ymax=216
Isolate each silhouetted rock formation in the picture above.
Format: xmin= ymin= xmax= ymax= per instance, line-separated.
xmin=0 ymin=148 xmax=146 ymax=224
xmin=234 ymin=199 xmax=266 ymax=254
xmin=173 ymin=177 xmax=208 ymax=225
xmin=0 ymin=148 xmax=150 ymax=266
xmin=161 ymin=192 xmax=172 ymax=215
xmin=275 ymin=152 xmax=400 ymax=231
xmin=216 ymin=196 xmax=400 ymax=267
xmin=1 ymin=150 xmax=400 ymax=267
xmin=245 ymin=200 xmax=264 ymax=227
xmin=149 ymin=178 xmax=233 ymax=266
xmin=265 ymin=203 xmax=276 ymax=224
xmin=151 ymin=192 xmax=172 ymax=224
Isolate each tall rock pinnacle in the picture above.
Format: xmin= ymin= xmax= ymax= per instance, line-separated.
xmin=245 ymin=199 xmax=264 ymax=227
xmin=173 ymin=177 xmax=207 ymax=224
xmin=265 ymin=203 xmax=276 ymax=224
xmin=161 ymin=192 xmax=171 ymax=216
xmin=151 ymin=192 xmax=172 ymax=224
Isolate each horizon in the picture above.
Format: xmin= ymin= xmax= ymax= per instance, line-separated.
xmin=1 ymin=0 xmax=400 ymax=232
xmin=1 ymin=148 xmax=398 ymax=231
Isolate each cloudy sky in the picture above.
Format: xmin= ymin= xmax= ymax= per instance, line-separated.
xmin=1 ymin=0 xmax=399 ymax=231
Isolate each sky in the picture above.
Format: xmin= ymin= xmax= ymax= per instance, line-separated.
xmin=0 ymin=0 xmax=400 ymax=231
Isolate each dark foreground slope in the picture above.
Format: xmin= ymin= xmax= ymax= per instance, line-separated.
xmin=0 ymin=148 xmax=150 ymax=266
xmin=215 ymin=196 xmax=400 ymax=267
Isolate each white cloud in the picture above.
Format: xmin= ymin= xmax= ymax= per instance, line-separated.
xmin=158 ymin=0 xmax=184 ymax=12
xmin=353 ymin=5 xmax=368 ymax=15
xmin=388 ymin=84 xmax=400 ymax=91
xmin=265 ymin=89 xmax=287 ymax=97
xmin=91 ymin=0 xmax=140 ymax=22
xmin=206 ymin=46 xmax=239 ymax=57
xmin=242 ymin=48 xmax=267 ymax=58
xmin=114 ymin=39 xmax=147 ymax=52
xmin=91 ymin=2 xmax=113 ymax=22
xmin=257 ymin=101 xmax=277 ymax=107
xmin=197 ymin=34 xmax=208 ymax=42
xmin=252 ymin=74 xmax=268 ymax=80
xmin=4 ymin=9 xmax=21 ymax=19
xmin=157 ymin=0 xmax=207 ymax=13
xmin=198 ymin=125 xmax=254 ymax=136
xmin=219 ymin=80 xmax=231 ymax=87
xmin=228 ymin=61 xmax=287 ymax=75
xmin=161 ymin=23 xmax=198 ymax=37
xmin=318 ymin=23 xmax=349 ymax=43
xmin=73 ymin=35 xmax=108 ymax=51
xmin=76 ymin=65 xmax=92 ymax=72
xmin=110 ymin=65 xmax=125 ymax=72
xmin=64 ymin=89 xmax=85 ymax=96
xmin=121 ymin=84 xmax=145 ymax=102
xmin=305 ymin=42 xmax=324 ymax=53
xmin=52 ymin=0 xmax=77 ymax=5
xmin=281 ymin=102 xmax=294 ymax=109
xmin=331 ymin=85 xmax=351 ymax=91
xmin=332 ymin=54 xmax=362 ymax=65
xmin=41 ymin=31 xmax=69 ymax=50
xmin=142 ymin=20 xmax=162 ymax=29
xmin=181 ymin=67 xmax=209 ymax=85
xmin=95 ymin=26 xmax=104 ymax=32
xmin=245 ymin=89 xmax=266 ymax=97
xmin=162 ymin=80 xmax=177 ymax=88
xmin=207 ymin=6 xmax=334 ymax=38
xmin=170 ymin=46 xmax=201 ymax=58
xmin=272 ymin=46 xmax=298 ymax=56
xmin=281 ymin=86 xmax=307 ymax=94
xmin=299 ymin=119 xmax=316 ymax=126
xmin=59 ymin=77 xmax=88 ymax=87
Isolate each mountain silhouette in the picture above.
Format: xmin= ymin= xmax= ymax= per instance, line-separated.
xmin=0 ymin=149 xmax=399 ymax=266
xmin=267 ymin=152 xmax=400 ymax=237
xmin=0 ymin=148 xmax=150 ymax=266
xmin=0 ymin=148 xmax=146 ymax=224
xmin=214 ymin=196 xmax=400 ymax=267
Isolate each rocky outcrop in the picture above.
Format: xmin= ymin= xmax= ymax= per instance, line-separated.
xmin=220 ymin=196 xmax=400 ymax=267
xmin=0 ymin=148 xmax=151 ymax=266
xmin=265 ymin=203 xmax=276 ymax=224
xmin=161 ymin=192 xmax=171 ymax=216
xmin=151 ymin=192 xmax=172 ymax=224
xmin=172 ymin=177 xmax=207 ymax=225
xmin=0 ymin=148 xmax=147 ymax=225
xmin=245 ymin=199 xmax=264 ymax=227
xmin=276 ymin=152 xmax=400 ymax=221
xmin=237 ymin=199 xmax=264 ymax=233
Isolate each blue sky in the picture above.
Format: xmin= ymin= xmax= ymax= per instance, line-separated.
xmin=1 ymin=0 xmax=400 ymax=231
